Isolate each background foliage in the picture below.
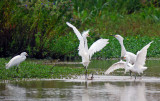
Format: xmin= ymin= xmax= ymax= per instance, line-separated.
xmin=0 ymin=0 xmax=160 ymax=59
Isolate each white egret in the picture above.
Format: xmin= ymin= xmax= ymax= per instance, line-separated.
xmin=66 ymin=22 xmax=109 ymax=80
xmin=105 ymin=41 xmax=153 ymax=79
xmin=112 ymin=35 xmax=136 ymax=64
xmin=6 ymin=52 xmax=28 ymax=72
xmin=112 ymin=34 xmax=137 ymax=76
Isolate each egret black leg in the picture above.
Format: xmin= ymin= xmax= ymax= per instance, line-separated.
xmin=91 ymin=73 xmax=94 ymax=80
xmin=85 ymin=68 xmax=88 ymax=80
xmin=130 ymin=71 xmax=132 ymax=77
xmin=11 ymin=67 xmax=15 ymax=78
xmin=16 ymin=66 xmax=19 ymax=73
xmin=134 ymin=73 xmax=136 ymax=79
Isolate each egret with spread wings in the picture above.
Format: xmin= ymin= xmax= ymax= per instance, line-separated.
xmin=66 ymin=22 xmax=109 ymax=80
xmin=111 ymin=34 xmax=137 ymax=75
xmin=105 ymin=41 xmax=153 ymax=79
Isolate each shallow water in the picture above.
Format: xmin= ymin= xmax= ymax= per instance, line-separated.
xmin=55 ymin=59 xmax=160 ymax=77
xmin=54 ymin=59 xmax=160 ymax=68
xmin=1 ymin=76 xmax=160 ymax=101
xmin=0 ymin=59 xmax=160 ymax=101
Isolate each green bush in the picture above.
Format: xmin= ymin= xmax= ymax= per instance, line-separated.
xmin=0 ymin=0 xmax=160 ymax=59
xmin=0 ymin=0 xmax=76 ymax=58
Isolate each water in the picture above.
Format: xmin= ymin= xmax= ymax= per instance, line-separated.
xmin=0 ymin=59 xmax=160 ymax=101
xmin=55 ymin=59 xmax=160 ymax=77
xmin=1 ymin=77 xmax=160 ymax=101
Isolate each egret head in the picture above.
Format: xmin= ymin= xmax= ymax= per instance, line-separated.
xmin=21 ymin=52 xmax=28 ymax=56
xmin=82 ymin=30 xmax=90 ymax=38
xmin=123 ymin=55 xmax=130 ymax=61
xmin=115 ymin=34 xmax=123 ymax=41
xmin=112 ymin=34 xmax=124 ymax=42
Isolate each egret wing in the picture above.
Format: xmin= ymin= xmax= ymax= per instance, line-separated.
xmin=6 ymin=55 xmax=22 ymax=69
xmin=66 ymin=22 xmax=83 ymax=42
xmin=66 ymin=22 xmax=85 ymax=57
xmin=135 ymin=41 xmax=153 ymax=68
xmin=88 ymin=39 xmax=109 ymax=59
xmin=104 ymin=60 xmax=126 ymax=75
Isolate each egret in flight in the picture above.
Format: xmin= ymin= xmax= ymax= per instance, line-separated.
xmin=105 ymin=41 xmax=153 ymax=79
xmin=66 ymin=22 xmax=109 ymax=80
xmin=6 ymin=52 xmax=28 ymax=72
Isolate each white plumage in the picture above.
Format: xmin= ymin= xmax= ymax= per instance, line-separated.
xmin=113 ymin=35 xmax=136 ymax=64
xmin=89 ymin=39 xmax=109 ymax=59
xmin=6 ymin=52 xmax=28 ymax=69
xmin=105 ymin=41 xmax=153 ymax=79
xmin=134 ymin=41 xmax=152 ymax=68
xmin=66 ymin=22 xmax=109 ymax=79
xmin=104 ymin=60 xmax=126 ymax=75
xmin=133 ymin=41 xmax=153 ymax=72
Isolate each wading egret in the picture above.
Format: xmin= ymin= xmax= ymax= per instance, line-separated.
xmin=112 ymin=34 xmax=137 ymax=75
xmin=66 ymin=22 xmax=109 ymax=80
xmin=6 ymin=52 xmax=28 ymax=72
xmin=105 ymin=41 xmax=153 ymax=79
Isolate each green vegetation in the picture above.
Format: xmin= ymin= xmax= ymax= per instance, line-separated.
xmin=0 ymin=0 xmax=160 ymax=59
xmin=0 ymin=0 xmax=159 ymax=80
xmin=1 ymin=58 xmax=160 ymax=80
xmin=0 ymin=58 xmax=97 ymax=80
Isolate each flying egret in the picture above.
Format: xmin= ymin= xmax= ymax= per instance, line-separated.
xmin=6 ymin=52 xmax=28 ymax=72
xmin=105 ymin=41 xmax=153 ymax=79
xmin=66 ymin=22 xmax=109 ymax=80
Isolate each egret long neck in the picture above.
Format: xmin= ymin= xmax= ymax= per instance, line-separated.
xmin=83 ymin=37 xmax=88 ymax=51
xmin=119 ymin=40 xmax=127 ymax=57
